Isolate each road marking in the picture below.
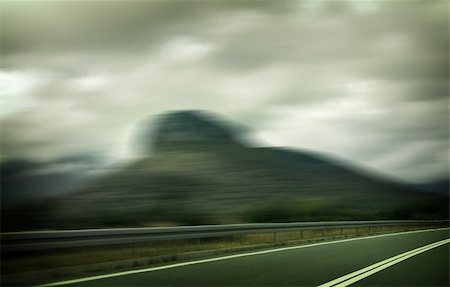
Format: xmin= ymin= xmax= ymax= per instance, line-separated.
xmin=318 ymin=238 xmax=450 ymax=287
xmin=37 ymin=227 xmax=449 ymax=287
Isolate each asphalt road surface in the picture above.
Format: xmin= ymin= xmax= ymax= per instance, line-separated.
xmin=41 ymin=228 xmax=449 ymax=287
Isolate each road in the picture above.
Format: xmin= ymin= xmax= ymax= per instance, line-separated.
xmin=41 ymin=228 xmax=449 ymax=287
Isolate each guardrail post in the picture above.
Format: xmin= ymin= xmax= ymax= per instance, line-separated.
xmin=273 ymin=232 xmax=278 ymax=243
xmin=239 ymin=235 xmax=243 ymax=245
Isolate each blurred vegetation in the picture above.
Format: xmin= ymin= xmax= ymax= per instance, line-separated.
xmin=3 ymin=145 xmax=448 ymax=231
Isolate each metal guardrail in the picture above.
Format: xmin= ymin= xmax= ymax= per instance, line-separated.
xmin=1 ymin=220 xmax=448 ymax=252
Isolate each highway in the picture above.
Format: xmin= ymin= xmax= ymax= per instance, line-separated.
xmin=40 ymin=228 xmax=449 ymax=287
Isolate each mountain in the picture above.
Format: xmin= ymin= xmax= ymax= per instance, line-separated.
xmin=3 ymin=111 xmax=448 ymax=231
xmin=151 ymin=111 xmax=244 ymax=150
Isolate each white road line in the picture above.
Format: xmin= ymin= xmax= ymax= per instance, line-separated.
xmin=37 ymin=227 xmax=449 ymax=287
xmin=318 ymin=238 xmax=450 ymax=287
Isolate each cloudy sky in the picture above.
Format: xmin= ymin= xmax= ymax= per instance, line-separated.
xmin=1 ymin=0 xmax=448 ymax=183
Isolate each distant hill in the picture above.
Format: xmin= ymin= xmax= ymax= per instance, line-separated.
xmin=3 ymin=111 xmax=448 ymax=231
xmin=416 ymin=178 xmax=449 ymax=197
xmin=0 ymin=156 xmax=98 ymax=208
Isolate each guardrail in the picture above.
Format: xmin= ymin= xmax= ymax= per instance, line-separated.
xmin=1 ymin=220 xmax=448 ymax=252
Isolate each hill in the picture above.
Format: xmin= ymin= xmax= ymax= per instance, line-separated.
xmin=3 ymin=111 xmax=448 ymax=231
xmin=416 ymin=178 xmax=449 ymax=197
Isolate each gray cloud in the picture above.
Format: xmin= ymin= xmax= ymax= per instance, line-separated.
xmin=1 ymin=0 xmax=448 ymax=183
xmin=1 ymin=1 xmax=291 ymax=55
